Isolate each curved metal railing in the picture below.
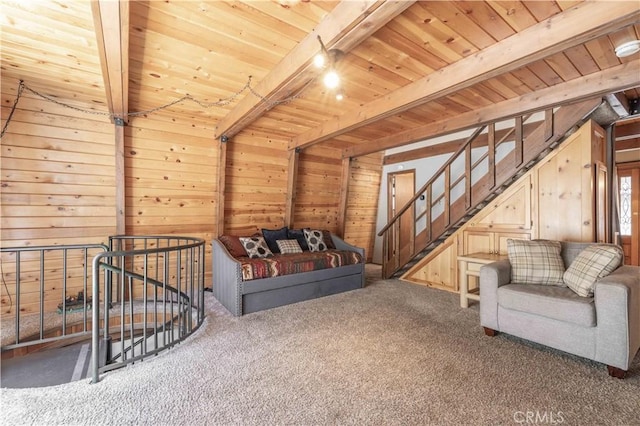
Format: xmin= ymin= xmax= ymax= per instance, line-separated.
xmin=90 ymin=236 xmax=205 ymax=383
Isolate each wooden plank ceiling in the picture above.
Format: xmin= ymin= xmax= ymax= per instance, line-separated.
xmin=2 ymin=0 xmax=639 ymax=155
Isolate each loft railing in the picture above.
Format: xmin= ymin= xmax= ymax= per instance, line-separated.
xmin=0 ymin=236 xmax=206 ymax=385
xmin=0 ymin=244 xmax=108 ymax=352
xmin=91 ymin=236 xmax=205 ymax=383
xmin=378 ymin=99 xmax=602 ymax=278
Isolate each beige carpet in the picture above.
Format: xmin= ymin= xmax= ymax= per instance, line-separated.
xmin=2 ymin=265 xmax=639 ymax=425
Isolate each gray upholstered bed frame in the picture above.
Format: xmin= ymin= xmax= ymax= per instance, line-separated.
xmin=212 ymin=234 xmax=365 ymax=316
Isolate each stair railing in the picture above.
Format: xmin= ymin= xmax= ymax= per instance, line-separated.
xmin=91 ymin=235 xmax=205 ymax=383
xmin=378 ymin=98 xmax=602 ymax=278
xmin=0 ymin=244 xmax=109 ymax=352
xmin=379 ymin=123 xmax=491 ymax=278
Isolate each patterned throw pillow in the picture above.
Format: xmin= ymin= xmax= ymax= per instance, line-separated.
xmin=304 ymin=229 xmax=327 ymax=252
xmin=563 ymin=244 xmax=623 ymax=297
xmin=507 ymin=239 xmax=565 ymax=286
xmin=239 ymin=236 xmax=273 ymax=259
xmin=276 ymin=239 xmax=303 ymax=254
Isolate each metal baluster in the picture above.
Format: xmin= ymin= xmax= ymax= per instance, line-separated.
xmin=39 ymin=250 xmax=44 ymax=340
xmin=128 ymin=274 xmax=134 ymax=360
xmin=142 ymin=252 xmax=148 ymax=356
xmin=83 ymin=248 xmax=88 ymax=331
xmin=15 ymin=252 xmax=21 ymax=344
xmin=62 ymin=249 xmax=67 ymax=335
xmin=120 ymin=255 xmax=126 ymax=362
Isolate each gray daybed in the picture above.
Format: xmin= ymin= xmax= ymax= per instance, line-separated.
xmin=212 ymin=234 xmax=365 ymax=316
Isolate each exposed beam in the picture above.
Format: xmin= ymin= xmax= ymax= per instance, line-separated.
xmin=284 ymin=149 xmax=300 ymax=228
xmin=92 ymin=0 xmax=129 ymax=123
xmin=292 ymin=1 xmax=640 ymax=151
xmin=92 ymin=0 xmax=129 ymax=235
xmin=216 ymin=140 xmax=228 ymax=237
xmin=344 ymin=59 xmax=640 ymax=158
xmin=214 ymin=0 xmax=414 ymax=141
xmin=336 ymin=157 xmax=351 ymax=238
xmin=114 ymin=125 xmax=125 ymax=234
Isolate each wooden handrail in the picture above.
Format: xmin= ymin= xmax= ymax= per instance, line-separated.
xmin=379 ymin=112 xmax=536 ymax=238
xmin=378 ymin=125 xmax=486 ymax=236
xmin=378 ymin=99 xmax=600 ymax=278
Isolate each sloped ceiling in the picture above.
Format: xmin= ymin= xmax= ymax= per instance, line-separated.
xmin=2 ymin=0 xmax=639 ymax=156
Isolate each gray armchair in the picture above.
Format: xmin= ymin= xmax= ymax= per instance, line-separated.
xmin=480 ymin=241 xmax=640 ymax=378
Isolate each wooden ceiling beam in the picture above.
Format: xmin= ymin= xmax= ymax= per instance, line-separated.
xmin=344 ymin=59 xmax=640 ymax=158
xmin=214 ymin=0 xmax=414 ymax=140
xmin=92 ymin=0 xmax=129 ymax=123
xmin=293 ymin=1 xmax=640 ymax=151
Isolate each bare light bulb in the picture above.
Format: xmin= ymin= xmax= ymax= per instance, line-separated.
xmin=313 ymin=53 xmax=326 ymax=68
xmin=323 ymin=70 xmax=340 ymax=89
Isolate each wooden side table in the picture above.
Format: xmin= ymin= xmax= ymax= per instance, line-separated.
xmin=457 ymin=252 xmax=507 ymax=308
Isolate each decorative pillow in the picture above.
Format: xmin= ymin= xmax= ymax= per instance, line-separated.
xmin=276 ymin=239 xmax=303 ymax=254
xmin=239 ymin=236 xmax=273 ymax=259
xmin=322 ymin=230 xmax=336 ymax=250
xmin=563 ymin=244 xmax=623 ymax=297
xmin=507 ymin=239 xmax=565 ymax=286
xmin=304 ymin=229 xmax=328 ymax=252
xmin=287 ymin=228 xmax=309 ymax=251
xmin=262 ymin=226 xmax=289 ymax=254
xmin=218 ymin=235 xmax=247 ymax=258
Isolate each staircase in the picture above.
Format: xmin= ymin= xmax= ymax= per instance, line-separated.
xmin=379 ymin=97 xmax=604 ymax=279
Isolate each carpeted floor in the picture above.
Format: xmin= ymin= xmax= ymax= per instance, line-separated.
xmin=2 ymin=265 xmax=639 ymax=425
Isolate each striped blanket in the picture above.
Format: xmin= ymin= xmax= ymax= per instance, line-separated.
xmin=240 ymin=250 xmax=363 ymax=281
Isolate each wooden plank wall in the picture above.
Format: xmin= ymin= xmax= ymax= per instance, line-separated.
xmin=124 ymin=112 xmax=217 ymax=288
xmin=1 ymin=77 xmax=116 ymax=317
xmin=344 ymin=153 xmax=384 ymax=261
xmin=222 ymin=132 xmax=383 ymax=260
xmin=1 ymin=80 xmax=384 ymax=317
xmin=1 ymin=80 xmax=116 ymax=247
xmin=295 ymin=144 xmax=343 ymax=231
xmin=224 ymin=130 xmax=289 ymax=235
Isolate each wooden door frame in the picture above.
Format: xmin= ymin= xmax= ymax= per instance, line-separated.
xmin=387 ymin=169 xmax=416 ymax=267
xmin=616 ymin=161 xmax=640 ymax=265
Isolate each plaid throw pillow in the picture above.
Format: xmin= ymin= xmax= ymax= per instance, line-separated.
xmin=563 ymin=244 xmax=623 ymax=297
xmin=507 ymin=239 xmax=565 ymax=286
xmin=276 ymin=239 xmax=303 ymax=254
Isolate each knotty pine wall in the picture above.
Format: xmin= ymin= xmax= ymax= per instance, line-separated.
xmin=124 ymin=112 xmax=218 ymax=291
xmin=344 ymin=153 xmax=384 ymax=261
xmin=1 ymin=79 xmax=117 ymax=317
xmin=125 ymin=114 xmax=217 ymax=238
xmin=1 ymin=82 xmax=116 ymax=247
xmin=1 ymin=83 xmax=383 ymax=317
xmin=224 ymin=129 xmax=289 ymax=235
xmin=295 ymin=144 xmax=344 ymax=230
xmin=224 ymin=131 xmax=382 ymax=262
